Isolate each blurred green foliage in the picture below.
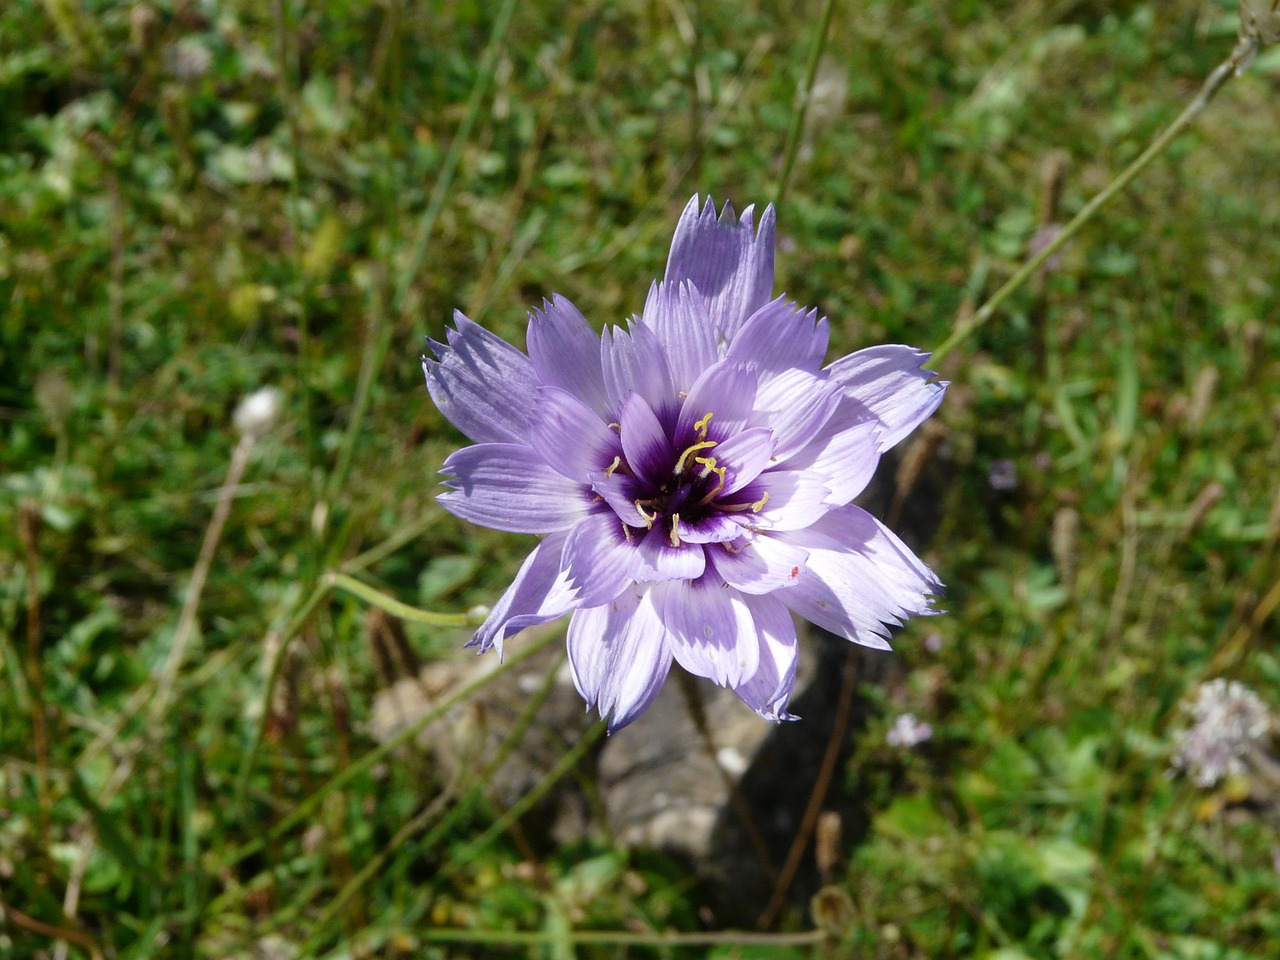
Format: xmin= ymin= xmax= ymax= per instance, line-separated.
xmin=1 ymin=0 xmax=1278 ymax=957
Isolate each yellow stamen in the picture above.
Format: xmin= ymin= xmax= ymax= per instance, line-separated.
xmin=608 ymin=421 xmax=622 ymax=434
xmin=669 ymin=513 xmax=681 ymax=547
xmin=693 ymin=411 xmax=714 ymax=440
xmin=673 ymin=439 xmax=716 ymax=476
xmin=635 ymin=502 xmax=658 ymax=528
xmin=693 ymin=456 xmax=727 ymax=504
xmin=750 ymin=491 xmax=770 ymax=513
xmin=603 ymin=455 xmax=622 ymax=479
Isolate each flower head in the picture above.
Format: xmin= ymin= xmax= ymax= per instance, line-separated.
xmin=1172 ymin=678 xmax=1272 ymax=788
xmin=423 ymin=196 xmax=946 ymax=731
xmin=885 ymin=713 xmax=933 ymax=748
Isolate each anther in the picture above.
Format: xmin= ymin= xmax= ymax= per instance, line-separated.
xmin=750 ymin=491 xmax=770 ymax=513
xmin=635 ymin=501 xmax=658 ymax=528
xmin=669 ymin=513 xmax=681 ymax=547
xmin=608 ymin=422 xmax=622 ymax=434
xmin=604 ymin=455 xmax=622 ymax=479
xmin=693 ymin=411 xmax=714 ymax=440
xmin=673 ymin=439 xmax=717 ymax=476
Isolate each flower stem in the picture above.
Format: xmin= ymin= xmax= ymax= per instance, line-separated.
xmin=930 ymin=34 xmax=1260 ymax=367
xmin=774 ymin=0 xmax=838 ymax=207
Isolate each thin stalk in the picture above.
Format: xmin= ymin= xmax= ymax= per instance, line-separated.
xmin=931 ymin=34 xmax=1260 ymax=366
xmin=774 ymin=0 xmax=839 ymax=207
xmin=326 ymin=573 xmax=485 ymax=627
xmin=417 ymin=928 xmax=825 ymax=948
xmin=215 ymin=624 xmax=562 ymax=872
xmin=392 ymin=0 xmax=519 ymax=315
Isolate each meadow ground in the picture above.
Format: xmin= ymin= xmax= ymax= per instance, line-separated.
xmin=2 ymin=0 xmax=1279 ymax=957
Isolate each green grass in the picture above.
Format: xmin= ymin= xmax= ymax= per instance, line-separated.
xmin=2 ymin=0 xmax=1279 ymax=957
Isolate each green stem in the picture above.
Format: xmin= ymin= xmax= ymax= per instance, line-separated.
xmin=392 ymin=0 xmax=519 ymax=315
xmin=417 ymin=928 xmax=825 ymax=947
xmin=930 ymin=33 xmax=1260 ymax=367
xmin=214 ymin=624 xmax=562 ymax=872
xmin=774 ymin=0 xmax=839 ymax=207
xmin=326 ymin=573 xmax=486 ymax=626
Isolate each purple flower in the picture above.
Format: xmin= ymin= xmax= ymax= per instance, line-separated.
xmin=423 ymin=196 xmax=946 ymax=732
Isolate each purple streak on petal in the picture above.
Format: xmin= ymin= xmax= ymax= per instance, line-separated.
xmin=634 ymin=528 xmax=707 ymax=581
xmin=825 ymin=345 xmax=947 ymax=452
xmin=676 ymin=359 xmax=758 ymax=445
xmin=709 ymin=534 xmax=808 ymax=595
xmin=601 ymin=320 xmax=677 ymax=425
xmin=423 ymin=311 xmax=538 ymax=444
xmin=527 ymin=295 xmax=611 ymax=417
xmin=641 ymin=280 xmax=718 ymax=393
xmin=713 ymin=427 xmax=777 ymax=495
xmin=724 ymin=469 xmax=831 ymax=531
xmin=439 ymin=443 xmax=588 ymax=533
xmin=654 ymin=572 xmax=759 ymax=688
xmin=469 ymin=530 xmax=576 ymax=656
xmin=733 ymin=593 xmax=800 ymax=721
xmin=567 ymin=588 xmax=673 ymax=732
xmin=529 ymin=386 xmax=622 ymax=482
xmin=751 ymin=368 xmax=844 ymax=460
xmin=783 ymin=418 xmax=881 ymax=504
xmin=589 ymin=469 xmax=654 ymax=528
xmin=727 ymin=297 xmax=828 ymax=379
xmin=665 ymin=196 xmax=776 ymax=346
xmin=619 ymin=392 xmax=675 ymax=486
xmin=562 ymin=511 xmax=640 ymax=607
xmin=776 ymin=504 xmax=943 ymax=649
xmin=677 ymin=513 xmax=744 ymax=544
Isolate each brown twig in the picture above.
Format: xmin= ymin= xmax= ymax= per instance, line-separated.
xmin=757 ymin=644 xmax=860 ymax=928
xmin=18 ymin=500 xmax=51 ymax=847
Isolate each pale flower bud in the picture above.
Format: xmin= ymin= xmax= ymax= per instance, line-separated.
xmin=234 ymin=386 xmax=283 ymax=439
xmin=1241 ymin=0 xmax=1280 ymax=43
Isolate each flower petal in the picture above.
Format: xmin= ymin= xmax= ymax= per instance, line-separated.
xmin=589 ymin=469 xmax=655 ymax=529
xmin=529 ymin=386 xmax=621 ymax=482
xmin=824 ymin=345 xmax=947 ymax=451
xmin=676 ymin=359 xmax=758 ymax=445
xmin=782 ymin=418 xmax=881 ymax=505
xmin=468 ymin=530 xmax=576 ymax=656
xmin=654 ymin=573 xmax=760 ymax=688
xmin=423 ymin=311 xmax=538 ymax=444
xmin=713 ymin=427 xmax=777 ymax=495
xmin=750 ymin=368 xmax=843 ymax=461
xmin=708 ymin=533 xmax=808 ymax=595
xmin=562 ymin=511 xmax=640 ymax=607
xmin=567 ymin=588 xmax=673 ymax=732
xmin=775 ymin=504 xmax=943 ymax=649
xmin=724 ymin=469 xmax=832 ymax=531
xmin=601 ymin=320 xmax=677 ymax=425
xmin=527 ymin=295 xmax=611 ymax=417
xmin=678 ymin=513 xmax=746 ymax=544
xmin=733 ymin=593 xmax=800 ymax=721
xmin=727 ymin=297 xmax=829 ymax=380
xmin=619 ymin=392 xmax=675 ymax=487
xmin=641 ymin=280 xmax=718 ymax=393
xmin=634 ymin=528 xmax=707 ymax=581
xmin=665 ymin=195 xmax=776 ymax=346
xmin=439 ymin=443 xmax=588 ymax=533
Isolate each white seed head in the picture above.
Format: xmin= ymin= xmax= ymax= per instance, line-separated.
xmin=234 ymin=386 xmax=283 ymax=439
xmin=886 ymin=713 xmax=933 ymax=748
xmin=1172 ymin=679 xmax=1272 ymax=788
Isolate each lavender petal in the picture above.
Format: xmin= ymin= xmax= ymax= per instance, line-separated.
xmin=529 ymin=386 xmax=621 ymax=482
xmin=664 ymin=195 xmax=776 ymax=345
xmin=567 ymin=588 xmax=674 ymax=732
xmin=641 ymin=280 xmax=718 ymax=393
xmin=439 ymin=443 xmax=588 ymax=533
xmin=776 ymin=504 xmax=943 ymax=649
xmin=708 ymin=533 xmax=809 ymax=595
xmin=654 ymin=573 xmax=760 ymax=688
xmin=733 ymin=593 xmax=800 ymax=721
xmin=469 ymin=530 xmax=577 ymax=656
xmin=423 ymin=311 xmax=539 ymax=444
xmin=727 ymin=297 xmax=828 ymax=380
xmin=825 ymin=345 xmax=947 ymax=452
xmin=527 ymin=295 xmax=611 ymax=417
